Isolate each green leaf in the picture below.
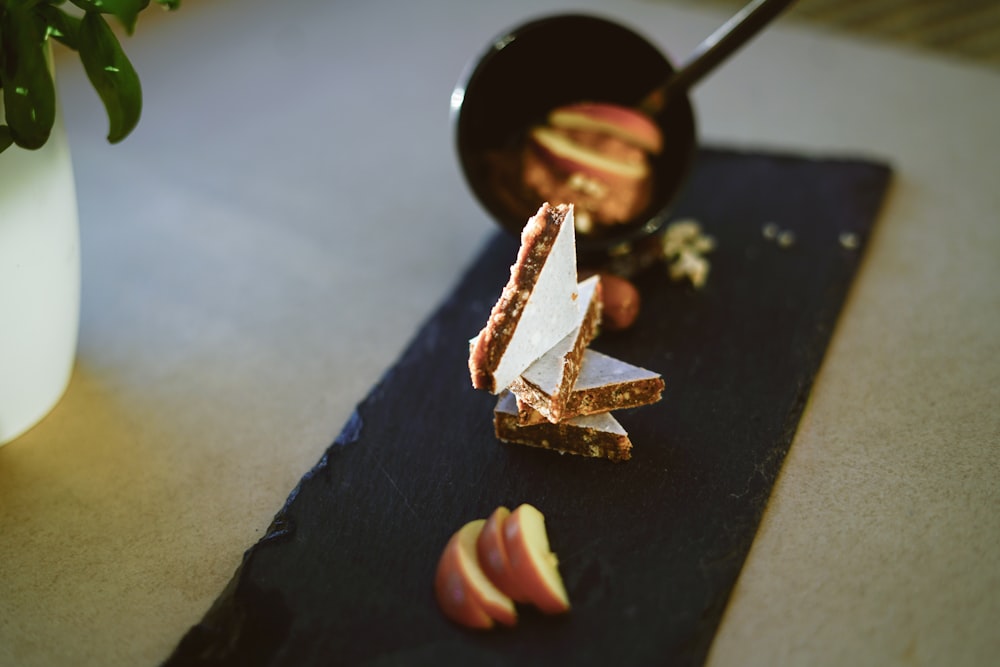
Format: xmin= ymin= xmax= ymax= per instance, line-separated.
xmin=0 ymin=125 xmax=14 ymax=153
xmin=156 ymin=0 xmax=181 ymax=10
xmin=77 ymin=11 xmax=141 ymax=143
xmin=0 ymin=6 xmax=56 ymax=149
xmin=69 ymin=0 xmax=149 ymax=34
xmin=35 ymin=5 xmax=82 ymax=50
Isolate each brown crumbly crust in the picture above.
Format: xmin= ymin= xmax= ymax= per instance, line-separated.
xmin=511 ymin=383 xmax=560 ymax=424
xmin=515 ymin=373 xmax=664 ymax=424
xmin=494 ymin=404 xmax=632 ymax=463
xmin=564 ymin=375 xmax=664 ymax=419
xmin=514 ymin=394 xmax=548 ymax=425
xmin=468 ymin=202 xmax=571 ymax=392
xmin=508 ymin=279 xmax=603 ymax=423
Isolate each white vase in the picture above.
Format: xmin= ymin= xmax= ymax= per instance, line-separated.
xmin=0 ymin=97 xmax=81 ymax=446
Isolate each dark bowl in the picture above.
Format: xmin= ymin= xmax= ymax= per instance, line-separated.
xmin=451 ymin=13 xmax=697 ymax=261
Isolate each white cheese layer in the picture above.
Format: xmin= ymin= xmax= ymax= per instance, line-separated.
xmin=490 ymin=206 xmax=579 ymax=392
xmin=573 ymin=349 xmax=660 ymax=391
xmin=519 ymin=274 xmax=600 ymax=396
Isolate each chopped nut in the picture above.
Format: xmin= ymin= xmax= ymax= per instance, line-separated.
xmin=692 ymin=235 xmax=716 ymax=254
xmin=662 ymin=219 xmax=703 ymax=257
xmin=662 ymin=219 xmax=714 ymax=289
xmin=762 ymin=222 xmax=796 ymax=249
xmin=839 ymin=232 xmax=860 ymax=249
xmin=598 ymin=273 xmax=641 ymax=331
xmin=669 ymin=250 xmax=710 ymax=288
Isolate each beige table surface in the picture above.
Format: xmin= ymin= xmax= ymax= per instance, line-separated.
xmin=1 ymin=1 xmax=997 ymax=665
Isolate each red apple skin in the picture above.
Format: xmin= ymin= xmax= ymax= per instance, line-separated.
xmin=502 ymin=504 xmax=571 ymax=614
xmin=476 ymin=506 xmax=531 ymax=604
xmin=454 ymin=520 xmax=518 ymax=626
xmin=434 ymin=531 xmax=495 ymax=630
xmin=529 ymin=126 xmax=649 ymax=184
xmin=549 ymin=102 xmax=663 ymax=154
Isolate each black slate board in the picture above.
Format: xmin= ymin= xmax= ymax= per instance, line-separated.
xmin=165 ymin=147 xmax=892 ymax=667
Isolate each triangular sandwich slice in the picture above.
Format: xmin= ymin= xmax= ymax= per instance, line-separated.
xmin=494 ymin=391 xmax=632 ymax=463
xmin=469 ymin=203 xmax=580 ymax=393
xmin=511 ymin=348 xmax=664 ymax=424
xmin=504 ymin=274 xmax=602 ymax=421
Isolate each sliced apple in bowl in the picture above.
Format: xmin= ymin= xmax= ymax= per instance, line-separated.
xmin=528 ymin=125 xmax=649 ymax=185
xmin=549 ymin=102 xmax=663 ymax=154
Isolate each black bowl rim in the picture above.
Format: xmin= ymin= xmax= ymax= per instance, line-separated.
xmin=450 ymin=11 xmax=699 ymax=258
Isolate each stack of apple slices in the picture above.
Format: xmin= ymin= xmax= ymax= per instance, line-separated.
xmin=435 ymin=504 xmax=569 ymax=629
xmin=525 ymin=102 xmax=664 ymax=231
xmin=468 ymin=202 xmax=664 ymax=462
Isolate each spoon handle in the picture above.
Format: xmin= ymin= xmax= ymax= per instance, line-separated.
xmin=641 ymin=0 xmax=796 ymax=113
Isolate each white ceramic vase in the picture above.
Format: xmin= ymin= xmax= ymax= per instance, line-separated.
xmin=0 ymin=98 xmax=81 ymax=446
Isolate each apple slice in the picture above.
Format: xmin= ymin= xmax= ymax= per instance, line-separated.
xmin=529 ymin=126 xmax=649 ymax=184
xmin=455 ymin=519 xmax=518 ymax=626
xmin=435 ymin=520 xmax=518 ymax=628
xmin=476 ymin=506 xmax=531 ymax=603
xmin=434 ymin=530 xmax=495 ymax=630
xmin=502 ymin=504 xmax=571 ymax=614
xmin=549 ymin=102 xmax=663 ymax=154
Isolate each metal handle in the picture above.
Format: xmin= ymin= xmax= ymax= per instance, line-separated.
xmin=641 ymin=0 xmax=796 ymax=112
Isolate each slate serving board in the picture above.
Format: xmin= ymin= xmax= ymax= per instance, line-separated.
xmin=164 ymin=147 xmax=892 ymax=667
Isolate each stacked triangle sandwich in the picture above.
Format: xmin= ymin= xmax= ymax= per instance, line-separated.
xmin=469 ymin=203 xmax=664 ymax=462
